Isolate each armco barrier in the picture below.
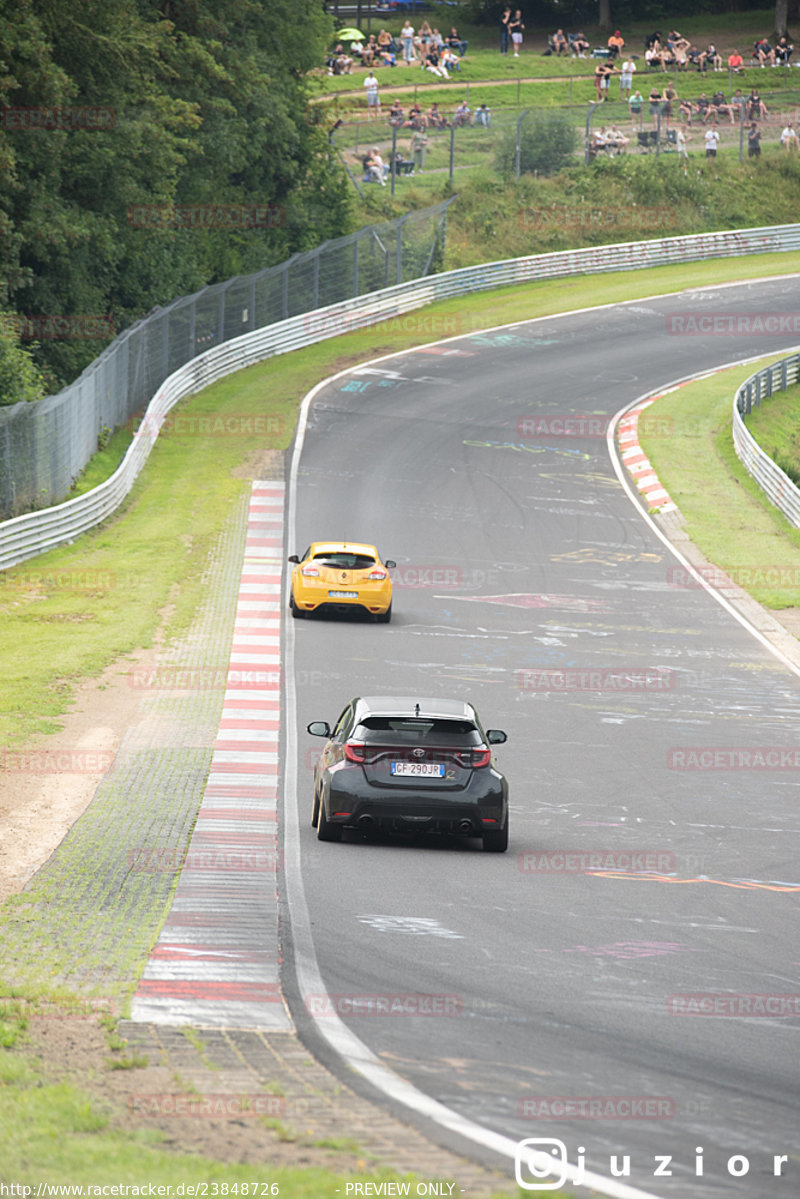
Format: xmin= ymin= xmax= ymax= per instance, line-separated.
xmin=2 ymin=223 xmax=800 ymax=571
xmin=733 ymin=353 xmax=800 ymax=531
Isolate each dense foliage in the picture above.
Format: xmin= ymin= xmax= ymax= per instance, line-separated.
xmin=0 ymin=0 xmax=352 ymax=399
xmin=495 ymin=111 xmax=578 ymax=178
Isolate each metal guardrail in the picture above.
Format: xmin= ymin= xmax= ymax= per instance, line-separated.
xmin=733 ymin=352 xmax=800 ymax=531
xmin=3 ymin=221 xmax=800 ymax=571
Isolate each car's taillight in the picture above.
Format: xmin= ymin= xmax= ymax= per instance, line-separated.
xmin=344 ymin=742 xmax=367 ymax=763
xmin=456 ymin=748 xmax=492 ymax=768
xmin=367 ymin=570 xmax=387 ymax=580
xmin=301 ymin=566 xmax=319 ymax=577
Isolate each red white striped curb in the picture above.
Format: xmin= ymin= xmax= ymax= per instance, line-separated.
xmin=617 ymin=397 xmax=677 ymax=514
xmin=131 ymin=481 xmax=290 ymax=1030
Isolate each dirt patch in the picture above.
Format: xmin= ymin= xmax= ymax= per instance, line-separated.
xmin=0 ymin=645 xmax=160 ymax=903
xmin=231 ymin=447 xmax=285 ymax=481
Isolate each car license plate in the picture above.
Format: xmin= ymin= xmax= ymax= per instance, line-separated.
xmin=328 ymin=590 xmax=359 ymax=598
xmin=391 ymin=762 xmax=445 ymax=777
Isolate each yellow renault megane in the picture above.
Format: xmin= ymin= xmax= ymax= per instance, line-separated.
xmin=288 ymin=542 xmax=396 ymax=622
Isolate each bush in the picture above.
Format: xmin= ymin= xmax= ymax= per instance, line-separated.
xmin=495 ymin=110 xmax=578 ymax=178
xmin=0 ymin=330 xmax=45 ymax=407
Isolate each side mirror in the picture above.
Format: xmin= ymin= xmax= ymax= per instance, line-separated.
xmin=307 ymin=721 xmax=331 ymax=737
xmin=288 ymin=554 xmax=300 ymax=563
xmin=384 ymin=560 xmax=396 ymax=569
xmin=486 ymin=729 xmax=507 ymax=744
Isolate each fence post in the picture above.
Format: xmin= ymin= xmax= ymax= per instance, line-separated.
xmin=738 ymin=98 xmax=746 ymax=162
xmin=585 ymin=102 xmax=599 ymax=165
xmin=450 ymin=123 xmax=456 ymax=181
xmin=515 ymin=108 xmax=530 ymax=180
xmin=391 ymin=123 xmax=398 ymax=197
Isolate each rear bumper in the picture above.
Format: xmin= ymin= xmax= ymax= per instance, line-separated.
xmin=326 ymin=791 xmax=507 ymax=836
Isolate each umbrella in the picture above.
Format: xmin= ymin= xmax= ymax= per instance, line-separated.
xmin=336 ymin=28 xmax=364 ymax=40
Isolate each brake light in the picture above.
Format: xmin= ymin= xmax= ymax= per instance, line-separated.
xmin=456 ymin=748 xmax=492 ymax=768
xmin=344 ymin=742 xmax=366 ymax=763
xmin=301 ymin=566 xmax=319 ymax=577
xmin=367 ymin=570 xmax=387 ymax=580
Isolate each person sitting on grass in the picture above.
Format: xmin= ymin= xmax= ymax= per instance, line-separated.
xmin=447 ymin=27 xmax=468 ymax=56
xmin=606 ymin=123 xmax=630 ymax=151
xmin=753 ymin=38 xmax=776 ymax=66
xmin=728 ymin=50 xmax=744 ymax=73
xmin=423 ymin=46 xmax=449 ymax=78
xmin=426 ymin=102 xmax=448 ymax=128
xmin=776 ymin=36 xmax=793 ymax=64
xmin=552 ymin=28 xmax=569 ymax=56
xmin=388 ymin=99 xmax=405 ymax=126
xmin=710 ymin=91 xmax=734 ymax=124
xmin=453 ymin=100 xmax=472 ymax=126
xmin=474 ymin=102 xmax=492 ymax=127
xmin=439 ymin=45 xmax=461 ymax=73
xmin=747 ymin=88 xmax=769 ymax=119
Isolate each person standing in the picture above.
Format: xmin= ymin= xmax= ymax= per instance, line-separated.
xmin=676 ymin=124 xmax=691 ymax=160
xmin=500 ymin=6 xmax=511 ymax=55
xmin=411 ymin=128 xmax=428 ymax=173
xmin=748 ymin=122 xmax=761 ymax=157
xmin=363 ymin=70 xmax=380 ymax=119
xmin=619 ymin=56 xmax=635 ymax=99
xmin=780 ymin=122 xmax=798 ymax=152
xmin=704 ymin=126 xmax=720 ymax=157
xmin=509 ymin=10 xmax=524 ymax=57
xmin=629 ymin=88 xmax=644 ymax=130
xmin=401 ymin=19 xmax=415 ymax=65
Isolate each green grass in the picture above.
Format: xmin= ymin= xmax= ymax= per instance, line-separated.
xmin=744 ymin=379 xmax=800 ymax=486
xmin=640 ymin=360 xmax=800 ymax=610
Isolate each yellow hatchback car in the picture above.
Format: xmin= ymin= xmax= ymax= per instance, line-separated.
xmin=288 ymin=542 xmax=396 ymax=622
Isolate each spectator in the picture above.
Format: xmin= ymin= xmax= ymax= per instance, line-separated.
xmin=645 ymin=40 xmax=667 ymax=71
xmin=426 ymin=102 xmax=447 ymax=128
xmin=776 ymin=36 xmax=794 ymax=64
xmin=375 ymin=30 xmax=396 ymax=67
xmin=629 ymin=88 xmax=644 ymax=129
xmin=439 ymin=46 xmax=461 ymax=74
xmin=747 ymin=89 xmax=768 ymax=119
xmin=404 ymin=101 xmax=427 ymax=129
xmin=349 ymin=38 xmax=365 ymax=63
xmin=694 ymin=92 xmax=711 ymax=124
xmin=704 ymin=43 xmax=722 ymax=71
xmin=363 ymin=70 xmax=380 ymax=118
xmin=676 ymin=123 xmax=691 ymax=159
xmin=607 ymin=30 xmax=625 ymax=59
xmin=423 ymin=46 xmax=448 ymax=79
xmin=365 ymin=147 xmax=386 ymax=185
xmin=704 ymin=126 xmax=720 ymax=157
xmin=453 ymin=100 xmax=472 ymax=126
xmin=748 ymin=122 xmax=762 ymax=156
xmin=728 ymin=50 xmax=744 ymax=73
xmin=669 ymin=32 xmax=691 ymax=69
xmin=447 ymin=27 xmax=467 ymax=56
xmin=619 ymin=55 xmax=636 ymax=99
xmin=678 ymin=95 xmax=694 ymax=125
xmin=607 ymin=123 xmax=630 ymax=151
xmin=400 ymin=20 xmax=415 ymax=65
xmin=552 ymin=29 xmax=569 ymax=56
xmin=595 ymin=59 xmax=615 ymax=101
xmin=474 ymin=103 xmax=492 ymax=127
xmin=509 ymin=10 xmax=524 ymax=57
xmin=686 ymin=44 xmax=704 ymax=70
xmin=753 ymin=38 xmax=775 ymax=66
xmin=411 ymin=128 xmax=428 ymax=172
xmin=500 ymin=6 xmax=511 ymax=55
xmin=572 ymin=32 xmax=589 ymax=57
xmin=388 ymin=99 xmax=405 ymax=126
xmin=662 ymin=82 xmax=677 ymax=127
xmin=780 ymin=122 xmax=798 ymax=151
xmin=362 ymin=34 xmax=378 ymax=67
xmin=710 ymin=91 xmax=734 ymax=125
xmin=431 ymin=27 xmax=444 ymax=50
xmin=730 ymin=88 xmax=746 ymax=117
xmin=649 ymin=85 xmax=663 ymax=126
xmin=419 ymin=20 xmax=433 ymax=48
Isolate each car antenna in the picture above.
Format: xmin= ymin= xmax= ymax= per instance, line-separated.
xmin=415 ymin=703 xmax=420 ymax=716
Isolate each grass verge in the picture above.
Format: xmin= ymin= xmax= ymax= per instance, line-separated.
xmin=639 ymin=358 xmax=800 ymax=610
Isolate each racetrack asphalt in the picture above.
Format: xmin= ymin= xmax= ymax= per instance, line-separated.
xmin=285 ymin=277 xmax=800 ymax=1197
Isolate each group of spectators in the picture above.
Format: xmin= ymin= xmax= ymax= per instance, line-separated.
xmin=327 ymin=23 xmax=468 ymax=77
xmin=387 ymin=98 xmax=491 ymax=130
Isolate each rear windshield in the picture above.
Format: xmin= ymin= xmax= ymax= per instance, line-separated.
xmin=356 ymin=717 xmax=482 ymax=745
xmin=313 ymin=553 xmax=376 ymax=570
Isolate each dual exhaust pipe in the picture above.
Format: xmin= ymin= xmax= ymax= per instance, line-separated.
xmin=357 ymin=814 xmax=474 ymax=835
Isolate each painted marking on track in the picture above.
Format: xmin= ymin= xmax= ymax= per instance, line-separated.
xmin=589 ymin=871 xmax=800 ymax=892
xmin=358 ymin=915 xmax=464 ymax=939
xmin=439 ymin=593 xmax=610 ymax=612
xmin=463 ymin=439 xmax=590 ymax=459
xmin=130 ymin=479 xmax=290 ymax=1030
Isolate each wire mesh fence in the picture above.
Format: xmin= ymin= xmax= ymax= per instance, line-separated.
xmin=0 ymin=200 xmax=453 ymax=520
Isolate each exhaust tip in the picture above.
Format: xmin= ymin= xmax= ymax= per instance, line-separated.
xmin=358 ymin=814 xmax=375 ymax=829
xmin=458 ymin=819 xmax=473 ymax=835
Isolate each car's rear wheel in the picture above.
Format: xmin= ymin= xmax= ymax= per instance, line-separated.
xmin=289 ymin=594 xmax=305 ymax=619
xmin=376 ymin=602 xmax=392 ymax=624
xmin=482 ymin=821 xmax=508 ymax=853
xmin=317 ymin=800 xmax=342 ymax=842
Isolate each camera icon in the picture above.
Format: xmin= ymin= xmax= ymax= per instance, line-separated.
xmin=515 ymin=1138 xmax=569 ymax=1191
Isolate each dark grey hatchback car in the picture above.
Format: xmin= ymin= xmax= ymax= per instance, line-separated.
xmin=307 ymin=696 xmax=509 ymax=851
